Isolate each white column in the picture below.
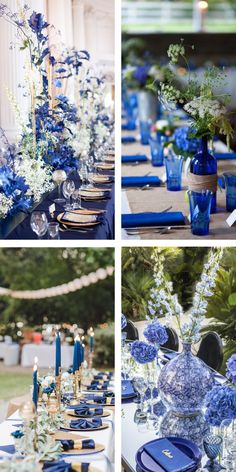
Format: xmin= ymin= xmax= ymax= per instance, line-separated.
xmin=46 ymin=0 xmax=73 ymax=46
xmin=72 ymin=0 xmax=86 ymax=50
xmin=0 ymin=0 xmax=46 ymax=143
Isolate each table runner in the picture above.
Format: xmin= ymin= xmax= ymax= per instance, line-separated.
xmin=5 ymin=171 xmax=115 ymax=240
xmin=122 ymin=129 xmax=236 ymax=240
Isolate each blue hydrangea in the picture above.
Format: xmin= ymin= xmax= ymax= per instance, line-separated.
xmin=205 ymin=385 xmax=236 ymax=426
xmin=226 ymin=354 xmax=236 ymax=385
xmin=144 ymin=321 xmax=168 ymax=346
xmin=131 ymin=340 xmax=157 ymax=364
xmin=174 ymin=126 xmax=201 ymax=154
xmin=11 ymin=430 xmax=24 ymax=439
xmin=133 ymin=65 xmax=150 ymax=87
xmin=121 ymin=313 xmax=127 ymax=330
xmin=0 ymin=165 xmax=32 ymax=215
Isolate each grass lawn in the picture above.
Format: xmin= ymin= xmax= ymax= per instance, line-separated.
xmin=0 ymin=372 xmax=31 ymax=401
xmin=122 ymin=21 xmax=236 ymax=33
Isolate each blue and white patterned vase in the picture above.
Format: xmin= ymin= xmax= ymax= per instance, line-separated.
xmin=158 ymin=343 xmax=214 ymax=444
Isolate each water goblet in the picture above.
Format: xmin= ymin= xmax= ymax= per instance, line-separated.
xmin=62 ymin=179 xmax=75 ymax=209
xmin=48 ymin=222 xmax=60 ymax=240
xmin=203 ymin=434 xmax=223 ymax=472
xmin=30 ymin=212 xmax=48 ymax=239
xmin=147 ymin=366 xmax=159 ymax=429
xmin=133 ymin=376 xmax=148 ymax=413
xmin=52 ymin=170 xmax=67 ymax=203
xmin=78 ymin=163 xmax=88 ymax=189
xmin=72 ymin=190 xmax=82 ymax=209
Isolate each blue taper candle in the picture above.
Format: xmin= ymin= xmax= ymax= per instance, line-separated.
xmin=73 ymin=337 xmax=78 ymax=374
xmin=32 ymin=358 xmax=38 ymax=409
xmin=55 ymin=332 xmax=61 ymax=377
xmin=77 ymin=340 xmax=82 ymax=369
xmin=90 ymin=332 xmax=94 ymax=353
xmin=81 ymin=344 xmax=85 ymax=363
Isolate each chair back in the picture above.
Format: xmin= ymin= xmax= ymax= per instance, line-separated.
xmin=197 ymin=331 xmax=223 ymax=371
xmin=123 ymin=319 xmax=139 ymax=341
xmin=162 ymin=327 xmax=179 ymax=352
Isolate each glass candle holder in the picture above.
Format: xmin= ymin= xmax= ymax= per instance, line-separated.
xmin=188 ymin=190 xmax=213 ymax=236
xmin=140 ymin=120 xmax=151 ymax=145
xmin=149 ymin=137 xmax=164 ymax=167
xmin=165 ymin=154 xmax=183 ymax=191
xmin=223 ymin=172 xmax=236 ymax=212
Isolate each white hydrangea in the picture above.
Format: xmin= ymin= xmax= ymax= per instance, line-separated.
xmin=0 ymin=193 xmax=13 ymax=219
xmin=155 ymin=119 xmax=169 ymax=130
xmin=41 ymin=375 xmax=55 ymax=390
xmin=95 ymin=121 xmax=108 ymax=140
xmin=17 ymin=158 xmax=53 ymax=202
xmin=69 ymin=124 xmax=91 ymax=155
xmin=184 ymin=98 xmax=226 ymax=120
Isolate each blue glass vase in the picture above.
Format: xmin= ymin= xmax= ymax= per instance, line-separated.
xmin=190 ymin=136 xmax=217 ymax=214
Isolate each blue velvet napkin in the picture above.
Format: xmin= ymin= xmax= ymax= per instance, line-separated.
xmin=70 ymin=417 xmax=102 ymax=429
xmin=91 ymin=380 xmax=99 ymax=385
xmin=0 ymin=445 xmax=15 ymax=454
xmin=122 ymin=212 xmax=186 ymax=229
xmin=144 ymin=438 xmax=196 ymax=472
xmin=122 ymin=136 xmax=136 ymax=144
xmin=87 ymin=384 xmax=108 ymax=391
xmin=215 ymin=152 xmax=236 ymax=160
xmin=121 ymin=380 xmax=135 ymax=398
xmin=74 ymin=406 xmax=103 ymax=417
xmin=43 ymin=461 xmax=90 ymax=471
xmin=59 ymin=439 xmax=95 ymax=451
xmin=122 ymin=123 xmax=136 ymax=131
xmin=93 ymin=396 xmax=115 ymax=405
xmin=122 ymin=154 xmax=148 ymax=163
xmin=93 ymin=375 xmax=104 ymax=380
xmin=122 ymin=176 xmax=161 ymax=188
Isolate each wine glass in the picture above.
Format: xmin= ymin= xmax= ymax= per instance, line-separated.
xmin=52 ymin=170 xmax=67 ymax=203
xmin=30 ymin=212 xmax=48 ymax=239
xmin=203 ymin=434 xmax=223 ymax=472
xmin=72 ymin=190 xmax=82 ymax=209
xmin=78 ymin=162 xmax=88 ymax=189
xmin=47 ymin=222 xmax=60 ymax=240
xmin=133 ymin=376 xmax=148 ymax=414
xmin=62 ymin=180 xmax=75 ymax=209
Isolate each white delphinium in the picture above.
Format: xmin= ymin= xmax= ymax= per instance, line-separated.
xmin=69 ymin=124 xmax=91 ymax=155
xmin=0 ymin=194 xmax=13 ymax=219
xmin=184 ymin=98 xmax=226 ymax=120
xmin=17 ymin=157 xmax=53 ymax=202
xmin=181 ymin=248 xmax=224 ymax=343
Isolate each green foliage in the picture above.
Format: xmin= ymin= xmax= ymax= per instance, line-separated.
xmin=0 ymin=248 xmax=114 ymax=329
xmin=93 ymin=324 xmax=114 ymax=368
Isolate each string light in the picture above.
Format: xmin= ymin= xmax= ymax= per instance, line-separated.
xmin=0 ymin=266 xmax=114 ymax=300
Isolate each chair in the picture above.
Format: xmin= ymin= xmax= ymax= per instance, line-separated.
xmin=197 ymin=331 xmax=223 ymax=371
xmin=162 ymin=327 xmax=179 ymax=352
xmin=123 ymin=319 xmax=139 ymax=341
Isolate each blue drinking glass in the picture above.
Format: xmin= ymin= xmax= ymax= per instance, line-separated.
xmin=165 ymin=154 xmax=183 ymax=191
xmin=223 ymin=172 xmax=236 ymax=212
xmin=188 ymin=190 xmax=213 ymax=236
xmin=140 ymin=121 xmax=151 ymax=145
xmin=149 ymin=137 xmax=165 ymax=166
xmin=203 ymin=434 xmax=223 ymax=471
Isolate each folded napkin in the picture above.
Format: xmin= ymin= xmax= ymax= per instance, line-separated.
xmin=122 ymin=154 xmax=148 ymax=163
xmin=122 ymin=123 xmax=136 ymax=131
xmin=59 ymin=439 xmax=95 ymax=451
xmin=87 ymin=384 xmax=107 ymax=391
xmin=70 ymin=417 xmax=102 ymax=430
xmin=144 ymin=438 xmax=196 ymax=472
xmin=43 ymin=460 xmax=89 ymax=472
xmin=215 ymin=152 xmax=236 ymax=160
xmin=74 ymin=406 xmax=103 ymax=417
xmin=122 ymin=380 xmax=135 ymax=398
xmin=93 ymin=396 xmax=115 ymax=405
xmin=93 ymin=375 xmax=105 ymax=380
xmin=122 ymin=212 xmax=186 ymax=229
xmin=122 ymin=176 xmax=161 ymax=188
xmin=122 ymin=136 xmax=136 ymax=144
xmin=0 ymin=445 xmax=15 ymax=454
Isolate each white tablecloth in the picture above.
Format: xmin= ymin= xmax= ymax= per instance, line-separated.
xmin=21 ymin=343 xmax=73 ymax=368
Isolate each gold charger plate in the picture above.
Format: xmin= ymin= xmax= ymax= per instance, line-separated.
xmin=66 ymin=409 xmax=111 ymax=419
xmin=62 ymin=422 xmax=109 ymax=432
xmin=57 ymin=213 xmax=101 ymax=228
xmin=95 ymin=163 xmax=115 ymax=170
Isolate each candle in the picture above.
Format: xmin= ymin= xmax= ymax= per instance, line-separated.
xmin=77 ymin=339 xmax=82 ymax=369
xmin=73 ymin=337 xmax=77 ymax=374
xmin=89 ymin=328 xmax=94 ymax=353
xmin=81 ymin=344 xmax=85 ymax=363
xmin=55 ymin=331 xmax=61 ymax=377
xmin=32 ymin=357 xmax=38 ymax=409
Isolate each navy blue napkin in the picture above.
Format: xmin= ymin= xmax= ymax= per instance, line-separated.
xmin=122 ymin=380 xmax=135 ymax=398
xmin=122 ymin=136 xmax=136 ymax=144
xmin=74 ymin=406 xmax=103 ymax=417
xmin=0 ymin=445 xmax=15 ymax=454
xmin=122 ymin=123 xmax=136 ymax=131
xmin=59 ymin=439 xmax=95 ymax=451
xmin=93 ymin=396 xmax=115 ymax=405
xmin=144 ymin=438 xmax=195 ymax=472
xmin=91 ymin=380 xmax=99 ymax=385
xmin=122 ymin=212 xmax=186 ymax=229
xmin=43 ymin=461 xmax=90 ymax=471
xmin=122 ymin=176 xmax=161 ymax=188
xmin=70 ymin=417 xmax=102 ymax=429
xmin=93 ymin=375 xmax=103 ymax=380
xmin=122 ymin=154 xmax=148 ymax=163
xmin=215 ymin=152 xmax=236 ymax=160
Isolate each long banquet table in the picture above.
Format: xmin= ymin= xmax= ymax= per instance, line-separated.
xmin=21 ymin=343 xmax=74 ymax=368
xmin=121 ymin=128 xmax=236 ymax=240
xmin=4 ymin=170 xmax=115 ymax=240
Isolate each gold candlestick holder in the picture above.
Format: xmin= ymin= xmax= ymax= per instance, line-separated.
xmin=55 ymin=368 xmax=61 ymax=410
xmin=70 ymin=371 xmax=79 ymax=405
xmin=88 ymin=352 xmax=93 ymax=371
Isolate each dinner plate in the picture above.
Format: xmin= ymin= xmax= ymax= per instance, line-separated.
xmin=95 ymin=162 xmax=115 ymax=170
xmin=79 ymin=189 xmax=110 ymax=200
xmin=62 ymin=422 xmax=109 ymax=432
xmin=57 ymin=212 xmax=101 ymax=228
xmin=66 ymin=408 xmax=111 ymax=418
xmin=121 ymin=393 xmax=137 ymax=400
xmin=136 ymin=437 xmax=202 ymax=472
xmin=92 ymin=175 xmax=113 ymax=184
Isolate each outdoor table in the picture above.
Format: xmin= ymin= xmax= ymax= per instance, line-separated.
xmin=21 ymin=343 xmax=74 ymax=368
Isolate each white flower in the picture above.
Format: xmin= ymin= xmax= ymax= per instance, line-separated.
xmin=0 ymin=193 xmax=13 ymax=219
xmin=41 ymin=375 xmax=55 ymax=389
xmin=184 ymin=98 xmax=226 ymax=121
xmin=17 ymin=157 xmax=53 ymax=202
xmin=167 ymin=43 xmax=185 ymax=64
xmin=155 ymin=119 xmax=169 ymax=130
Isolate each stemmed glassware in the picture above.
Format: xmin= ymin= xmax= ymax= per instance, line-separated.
xmin=133 ymin=376 xmax=148 ymax=414
xmin=62 ymin=179 xmax=75 ymax=209
xmin=52 ymin=170 xmax=67 ymax=203
xmin=146 ymin=364 xmax=159 ymax=429
xmin=78 ymin=162 xmax=88 ymax=189
xmin=30 ymin=212 xmax=48 ymax=239
xmin=203 ymin=434 xmax=223 ymax=472
xmin=71 ymin=190 xmax=83 ymax=210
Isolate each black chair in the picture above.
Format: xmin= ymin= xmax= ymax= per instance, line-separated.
xmin=162 ymin=327 xmax=179 ymax=352
xmin=123 ymin=319 xmax=139 ymax=341
xmin=197 ymin=331 xmax=223 ymax=371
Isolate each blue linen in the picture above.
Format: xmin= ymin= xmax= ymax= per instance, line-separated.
xmin=93 ymin=396 xmax=115 ymax=405
xmin=122 ymin=155 xmax=148 ymax=163
xmin=122 ymin=212 xmax=186 ymax=228
xmin=122 ymin=136 xmax=136 ymax=143
xmin=74 ymin=406 xmax=103 ymax=417
xmin=144 ymin=438 xmax=196 ymax=471
xmin=122 ymin=123 xmax=136 ymax=131
xmin=122 ymin=176 xmax=161 ymax=188
xmin=93 ymin=375 xmax=104 ymax=380
xmin=122 ymin=380 xmax=135 ymax=398
xmin=70 ymin=417 xmax=102 ymax=429
xmin=59 ymin=439 xmax=95 ymax=451
xmin=0 ymin=445 xmax=15 ymax=454
xmin=5 ymin=171 xmax=114 ymax=240
xmin=43 ymin=461 xmax=89 ymax=471
xmin=215 ymin=153 xmax=236 ymax=160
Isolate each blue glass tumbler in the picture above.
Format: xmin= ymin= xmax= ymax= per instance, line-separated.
xmin=223 ymin=172 xmax=236 ymax=212
xmin=149 ymin=137 xmax=165 ymax=167
xmin=140 ymin=121 xmax=151 ymax=145
xmin=188 ymin=190 xmax=213 ymax=236
xmin=165 ymin=154 xmax=183 ymax=191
